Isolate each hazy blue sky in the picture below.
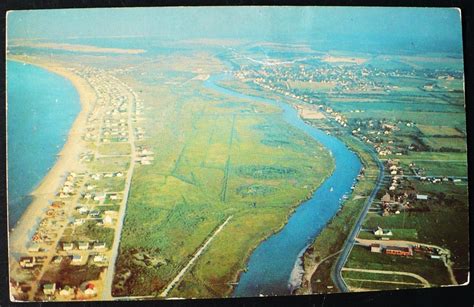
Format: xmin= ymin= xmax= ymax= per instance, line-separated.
xmin=7 ymin=7 xmax=463 ymax=53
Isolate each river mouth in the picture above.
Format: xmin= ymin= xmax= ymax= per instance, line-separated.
xmin=204 ymin=73 xmax=362 ymax=297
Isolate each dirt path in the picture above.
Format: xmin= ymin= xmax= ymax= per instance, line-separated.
xmin=159 ymin=216 xmax=233 ymax=297
xmin=345 ymin=277 xmax=424 ymax=286
xmin=341 ymin=267 xmax=430 ymax=287
xmin=299 ymin=250 xmax=342 ymax=294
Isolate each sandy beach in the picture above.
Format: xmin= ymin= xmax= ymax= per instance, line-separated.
xmin=7 ymin=56 xmax=96 ymax=256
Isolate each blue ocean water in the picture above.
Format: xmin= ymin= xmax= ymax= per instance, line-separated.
xmin=7 ymin=60 xmax=81 ymax=229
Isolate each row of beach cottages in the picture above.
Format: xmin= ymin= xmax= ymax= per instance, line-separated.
xmin=51 ymin=253 xmax=107 ymax=265
xmin=43 ymin=282 xmax=97 ymax=297
xmin=30 ymin=200 xmax=67 ymax=243
xmin=135 ymin=126 xmax=145 ymax=140
xmin=58 ymin=172 xmax=79 ymax=199
xmin=90 ymin=171 xmax=124 ymax=181
xmin=136 ymin=146 xmax=154 ymax=165
xmin=102 ymin=118 xmax=128 ymax=138
xmin=135 ymin=97 xmax=144 ymax=116
xmin=19 ymin=256 xmax=46 ymax=268
xmin=75 ymin=212 xmax=116 ymax=227
xmin=61 ymin=241 xmax=107 ymax=251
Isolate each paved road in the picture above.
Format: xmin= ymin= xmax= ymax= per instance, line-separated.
xmin=101 ymin=78 xmax=137 ymax=300
xmin=159 ymin=216 xmax=233 ymax=297
xmin=331 ymin=137 xmax=385 ymax=292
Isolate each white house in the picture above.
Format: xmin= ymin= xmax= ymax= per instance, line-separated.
xmin=78 ymin=242 xmax=89 ymax=250
xmin=43 ymin=283 xmax=56 ymax=296
xmin=71 ymin=254 xmax=83 ymax=264
xmin=62 ymin=242 xmax=74 ymax=251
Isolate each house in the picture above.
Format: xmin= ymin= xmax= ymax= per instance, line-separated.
xmin=93 ymin=254 xmax=106 ymax=263
xmin=43 ymin=283 xmax=56 ymax=296
xmin=384 ymin=246 xmax=413 ymax=256
xmin=59 ymin=192 xmax=69 ymax=199
xmin=84 ymin=283 xmax=97 ymax=296
xmin=109 ymin=193 xmax=119 ymax=201
xmin=73 ymin=218 xmax=85 ymax=226
xmin=51 ymin=201 xmax=64 ymax=209
xmin=28 ymin=243 xmax=41 ymax=252
xmin=89 ymin=210 xmax=101 ymax=217
xmin=19 ymin=257 xmax=35 ymax=268
xmin=416 ymin=194 xmax=428 ymax=200
xmin=93 ymin=193 xmax=106 ymax=201
xmin=78 ymin=242 xmax=89 ymax=250
xmin=103 ymin=215 xmax=113 ymax=225
xmin=381 ymin=192 xmax=391 ymax=203
xmin=71 ymin=254 xmax=83 ymax=264
xmin=77 ymin=207 xmax=89 ymax=214
xmin=373 ymin=226 xmax=393 ymax=237
xmin=62 ymin=242 xmax=74 ymax=251
xmin=370 ymin=244 xmax=382 ymax=253
xmin=91 ymin=173 xmax=101 ymax=180
xmin=59 ymin=285 xmax=74 ymax=297
xmin=93 ymin=242 xmax=106 ymax=250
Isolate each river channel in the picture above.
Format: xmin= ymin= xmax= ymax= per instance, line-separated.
xmin=204 ymin=73 xmax=362 ymax=297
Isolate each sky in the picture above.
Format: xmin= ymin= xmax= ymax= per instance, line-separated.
xmin=7 ymin=7 xmax=463 ymax=54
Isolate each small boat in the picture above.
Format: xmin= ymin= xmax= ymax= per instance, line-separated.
xmin=330 ymin=187 xmax=334 ymax=192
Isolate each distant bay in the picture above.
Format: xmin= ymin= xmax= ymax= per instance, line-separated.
xmin=7 ymin=60 xmax=81 ymax=229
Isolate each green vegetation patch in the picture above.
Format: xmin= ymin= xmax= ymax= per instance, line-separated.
xmin=358 ymin=228 xmax=419 ymax=241
xmin=236 ymin=184 xmax=277 ymax=197
xmin=422 ymin=137 xmax=466 ymax=152
xmin=417 ymin=125 xmax=464 ymax=137
xmin=90 ymin=156 xmax=130 ymax=172
xmin=94 ymin=177 xmax=126 ymax=192
xmin=97 ymin=143 xmax=131 ymax=155
xmin=73 ymin=220 xmax=115 ymax=247
xmin=345 ymin=278 xmax=424 ymax=291
xmin=342 ymin=270 xmax=422 ymax=284
xmin=215 ymin=101 xmax=247 ymax=108
xmin=235 ymin=165 xmax=298 ymax=180
xmin=42 ymin=264 xmax=102 ymax=288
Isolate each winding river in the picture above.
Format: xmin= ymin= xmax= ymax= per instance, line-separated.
xmin=204 ymin=73 xmax=362 ymax=297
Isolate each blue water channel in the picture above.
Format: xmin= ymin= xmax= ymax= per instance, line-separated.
xmin=204 ymin=73 xmax=362 ymax=297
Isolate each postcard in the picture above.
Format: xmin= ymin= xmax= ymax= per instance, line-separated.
xmin=6 ymin=6 xmax=468 ymax=301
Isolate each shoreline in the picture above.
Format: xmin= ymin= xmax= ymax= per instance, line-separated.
xmin=227 ymin=172 xmax=333 ymax=297
xmin=7 ymin=56 xmax=96 ymax=256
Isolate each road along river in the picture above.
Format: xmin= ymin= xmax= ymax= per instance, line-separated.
xmin=204 ymin=73 xmax=362 ymax=297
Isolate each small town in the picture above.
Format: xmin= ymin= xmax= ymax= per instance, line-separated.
xmin=9 ymin=65 xmax=154 ymax=301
